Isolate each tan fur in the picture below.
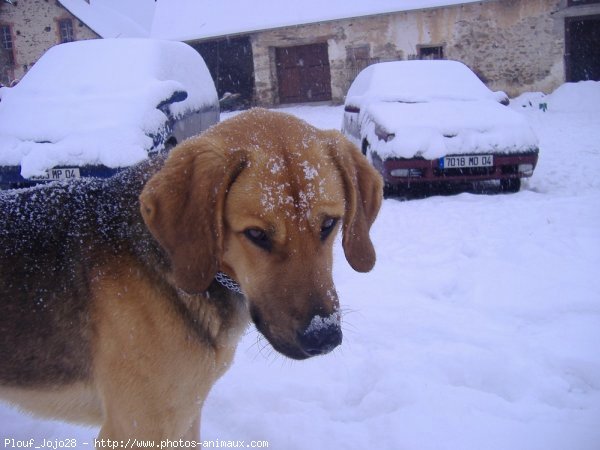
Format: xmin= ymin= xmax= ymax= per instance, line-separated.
xmin=90 ymin=256 xmax=248 ymax=441
xmin=0 ymin=383 xmax=101 ymax=424
xmin=0 ymin=109 xmax=382 ymax=448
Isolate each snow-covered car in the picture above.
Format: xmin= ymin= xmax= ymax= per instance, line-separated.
xmin=342 ymin=60 xmax=539 ymax=194
xmin=0 ymin=38 xmax=219 ymax=189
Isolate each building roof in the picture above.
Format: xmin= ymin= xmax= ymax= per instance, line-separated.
xmin=150 ymin=0 xmax=484 ymax=41
xmin=59 ymin=0 xmax=155 ymax=38
xmin=60 ymin=0 xmax=484 ymax=41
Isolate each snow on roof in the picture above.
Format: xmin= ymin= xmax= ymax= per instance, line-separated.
xmin=58 ymin=0 xmax=486 ymax=42
xmin=0 ymin=39 xmax=217 ymax=177
xmin=150 ymin=0 xmax=483 ymax=41
xmin=58 ymin=0 xmax=155 ymax=38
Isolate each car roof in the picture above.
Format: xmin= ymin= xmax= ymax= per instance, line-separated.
xmin=345 ymin=60 xmax=503 ymax=108
xmin=12 ymin=38 xmax=217 ymax=117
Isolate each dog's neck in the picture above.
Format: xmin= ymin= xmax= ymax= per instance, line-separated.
xmin=214 ymin=272 xmax=243 ymax=295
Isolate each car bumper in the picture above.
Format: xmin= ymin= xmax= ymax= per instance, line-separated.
xmin=372 ymin=150 xmax=539 ymax=186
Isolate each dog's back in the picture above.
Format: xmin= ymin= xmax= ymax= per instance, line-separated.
xmin=0 ymin=157 xmax=163 ymax=389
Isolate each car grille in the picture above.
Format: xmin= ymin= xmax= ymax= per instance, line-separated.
xmin=434 ymin=167 xmax=496 ymax=177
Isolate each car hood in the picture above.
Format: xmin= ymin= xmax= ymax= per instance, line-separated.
xmin=360 ymin=99 xmax=538 ymax=160
xmin=0 ymin=86 xmax=178 ymax=178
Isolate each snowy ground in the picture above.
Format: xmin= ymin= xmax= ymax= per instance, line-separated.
xmin=1 ymin=83 xmax=600 ymax=449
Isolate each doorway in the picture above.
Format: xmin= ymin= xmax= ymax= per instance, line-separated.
xmin=565 ymin=15 xmax=600 ymax=82
xmin=275 ymin=43 xmax=332 ymax=104
xmin=192 ymin=36 xmax=255 ymax=109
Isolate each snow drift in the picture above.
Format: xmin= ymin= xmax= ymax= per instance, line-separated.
xmin=0 ymin=81 xmax=599 ymax=450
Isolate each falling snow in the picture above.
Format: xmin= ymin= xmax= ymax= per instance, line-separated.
xmin=1 ymin=82 xmax=600 ymax=450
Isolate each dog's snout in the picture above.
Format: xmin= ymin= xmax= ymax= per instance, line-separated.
xmin=298 ymin=314 xmax=342 ymax=357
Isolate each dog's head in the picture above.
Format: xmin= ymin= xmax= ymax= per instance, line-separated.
xmin=140 ymin=109 xmax=382 ymax=359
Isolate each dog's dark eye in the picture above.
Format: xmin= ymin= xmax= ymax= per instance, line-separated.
xmin=320 ymin=217 xmax=339 ymax=241
xmin=244 ymin=228 xmax=272 ymax=251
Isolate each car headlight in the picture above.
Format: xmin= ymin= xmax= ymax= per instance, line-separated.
xmin=390 ymin=169 xmax=422 ymax=177
xmin=518 ymin=164 xmax=534 ymax=176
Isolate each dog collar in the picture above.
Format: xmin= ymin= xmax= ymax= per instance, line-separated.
xmin=215 ymin=271 xmax=243 ymax=295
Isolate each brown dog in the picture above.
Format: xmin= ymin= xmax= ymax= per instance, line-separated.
xmin=0 ymin=109 xmax=382 ymax=447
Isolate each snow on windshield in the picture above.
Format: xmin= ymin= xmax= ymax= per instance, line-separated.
xmin=0 ymin=38 xmax=217 ymax=177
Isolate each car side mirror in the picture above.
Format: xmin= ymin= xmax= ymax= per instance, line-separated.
xmin=157 ymin=90 xmax=188 ymax=111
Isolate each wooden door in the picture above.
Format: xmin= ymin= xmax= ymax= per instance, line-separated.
xmin=276 ymin=43 xmax=332 ymax=103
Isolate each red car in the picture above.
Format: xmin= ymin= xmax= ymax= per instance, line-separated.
xmin=342 ymin=60 xmax=539 ymax=194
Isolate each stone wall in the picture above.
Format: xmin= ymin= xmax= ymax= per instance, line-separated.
xmin=443 ymin=0 xmax=565 ymax=95
xmin=0 ymin=0 xmax=98 ymax=84
xmin=249 ymin=0 xmax=564 ymax=105
xmin=1 ymin=0 xmax=577 ymax=104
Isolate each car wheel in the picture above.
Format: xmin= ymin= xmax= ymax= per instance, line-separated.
xmin=383 ymin=183 xmax=395 ymax=198
xmin=500 ymin=178 xmax=521 ymax=193
xmin=164 ymin=137 xmax=178 ymax=152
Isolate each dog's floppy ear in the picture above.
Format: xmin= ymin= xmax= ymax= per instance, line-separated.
xmin=325 ymin=130 xmax=383 ymax=272
xmin=139 ymin=138 xmax=246 ymax=293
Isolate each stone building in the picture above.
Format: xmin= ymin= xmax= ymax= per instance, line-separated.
xmin=2 ymin=0 xmax=599 ymax=105
xmin=0 ymin=0 xmax=99 ymax=85
xmin=179 ymin=0 xmax=600 ymax=106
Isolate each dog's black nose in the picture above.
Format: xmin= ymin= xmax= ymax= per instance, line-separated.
xmin=298 ymin=315 xmax=342 ymax=356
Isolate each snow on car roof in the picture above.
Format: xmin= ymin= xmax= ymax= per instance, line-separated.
xmin=0 ymin=38 xmax=217 ymax=177
xmin=345 ymin=60 xmax=505 ymax=108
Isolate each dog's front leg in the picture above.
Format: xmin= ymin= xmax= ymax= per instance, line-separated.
xmin=93 ymin=334 xmax=210 ymax=449
xmin=97 ymin=410 xmax=201 ymax=450
xmin=95 ymin=367 xmax=206 ymax=450
xmin=184 ymin=415 xmax=201 ymax=442
xmin=90 ymin=267 xmax=214 ymax=449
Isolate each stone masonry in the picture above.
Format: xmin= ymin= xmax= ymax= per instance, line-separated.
xmin=249 ymin=0 xmax=565 ymax=105
xmin=0 ymin=0 xmax=98 ymax=84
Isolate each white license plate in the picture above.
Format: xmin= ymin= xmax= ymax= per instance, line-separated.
xmin=30 ymin=167 xmax=81 ymax=181
xmin=441 ymin=155 xmax=494 ymax=169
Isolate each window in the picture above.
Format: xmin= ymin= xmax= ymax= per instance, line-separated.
xmin=58 ymin=19 xmax=74 ymax=43
xmin=346 ymin=45 xmax=379 ymax=84
xmin=418 ymin=45 xmax=444 ymax=60
xmin=1 ymin=24 xmax=15 ymax=66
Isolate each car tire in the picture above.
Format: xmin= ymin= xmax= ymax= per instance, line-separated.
xmin=164 ymin=137 xmax=178 ymax=152
xmin=500 ymin=178 xmax=521 ymax=193
xmin=383 ymin=183 xmax=395 ymax=198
